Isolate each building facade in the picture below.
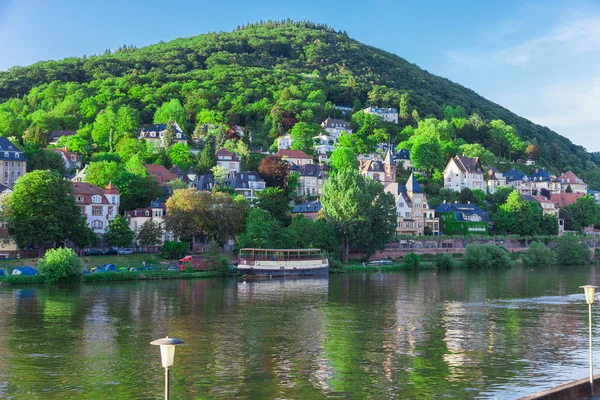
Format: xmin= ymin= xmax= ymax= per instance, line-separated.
xmin=0 ymin=138 xmax=26 ymax=188
xmin=487 ymin=168 xmax=507 ymax=194
xmin=435 ymin=203 xmax=490 ymax=235
xmin=124 ymin=199 xmax=174 ymax=246
xmin=194 ymin=172 xmax=266 ymax=202
xmin=384 ymin=173 xmax=439 ymax=236
xmin=443 ymin=156 xmax=485 ymax=192
xmin=71 ymin=182 xmax=120 ymax=235
xmin=275 ymin=150 xmax=314 ymax=166
xmin=359 ymin=149 xmax=396 ymax=187
xmin=216 ymin=148 xmax=241 ymax=173
xmin=558 ymin=171 xmax=588 ymax=193
xmin=277 ymin=133 xmax=292 ymax=150
xmin=139 ymin=123 xmax=187 ymax=148
xmin=292 ymin=164 xmax=327 ymax=197
xmin=321 ymin=118 xmax=352 ymax=139
xmin=363 ymin=106 xmax=399 ymax=124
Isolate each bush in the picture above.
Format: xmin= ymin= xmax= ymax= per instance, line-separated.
xmin=526 ymin=242 xmax=556 ymax=266
xmin=38 ymin=248 xmax=82 ymax=284
xmin=434 ymin=253 xmax=456 ymax=270
xmin=554 ymin=234 xmax=591 ymax=265
xmin=464 ymin=244 xmax=513 ymax=269
xmin=161 ymin=241 xmax=188 ymax=259
xmin=403 ymin=253 xmax=421 ymax=270
xmin=204 ymin=240 xmax=229 ymax=276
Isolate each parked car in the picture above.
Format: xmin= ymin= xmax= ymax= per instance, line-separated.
xmin=367 ymin=259 xmax=393 ymax=266
xmin=104 ymin=248 xmax=118 ymax=255
xmin=177 ymin=255 xmax=206 ymax=270
xmin=84 ymin=249 xmax=103 ymax=256
xmin=118 ymin=248 xmax=133 ymax=255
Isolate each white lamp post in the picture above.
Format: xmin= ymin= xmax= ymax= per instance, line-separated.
xmin=151 ymin=336 xmax=184 ymax=400
xmin=580 ymin=285 xmax=598 ymax=396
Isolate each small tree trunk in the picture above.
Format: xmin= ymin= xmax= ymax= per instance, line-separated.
xmin=343 ymin=238 xmax=350 ymax=264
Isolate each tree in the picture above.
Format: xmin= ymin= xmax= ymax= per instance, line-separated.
xmin=163 ymin=118 xmax=176 ymax=150
xmin=329 ymin=144 xmax=358 ymax=173
xmin=525 ymin=144 xmax=540 ymax=160
xmin=4 ymin=170 xmax=89 ymax=254
xmin=137 ymin=219 xmax=163 ymax=247
xmin=164 ymin=189 xmax=205 ymax=243
xmin=259 ymin=155 xmax=289 ymax=188
xmin=86 ymin=161 xmax=121 ymax=188
xmin=205 ymin=192 xmax=245 ymax=246
xmin=103 ymin=215 xmax=134 ymax=248
xmin=23 ymin=125 xmax=49 ymax=149
xmin=289 ymin=215 xmax=338 ymax=254
xmin=554 ymin=234 xmax=591 ymax=265
xmin=211 ymin=165 xmax=228 ymax=185
xmin=204 ymin=240 xmax=228 ymax=275
xmin=154 ymin=99 xmax=185 ymax=128
xmin=115 ymin=106 xmax=140 ymax=138
xmin=526 ymin=242 xmax=556 ymax=266
xmin=290 ymin=122 xmax=318 ymax=155
xmin=540 ymin=214 xmax=559 ymax=236
xmin=564 ymin=195 xmax=600 ymax=231
xmin=411 ymin=134 xmax=444 ymax=175
xmin=197 ymin=141 xmax=216 ymax=174
xmin=38 ymin=247 xmax=82 ymax=284
xmin=125 ymin=154 xmax=147 ymax=177
xmin=26 ymin=149 xmax=68 ymax=176
xmin=169 ymin=142 xmax=195 ymax=171
xmin=459 ymin=143 xmax=495 ymax=166
xmin=238 ymin=208 xmax=278 ymax=249
xmin=256 ymin=187 xmax=291 ymax=227
xmin=321 ymin=169 xmax=395 ymax=263
xmin=114 ymin=172 xmax=162 ymax=212
xmin=399 ymin=92 xmax=411 ymax=119
xmin=565 ymin=185 xmax=573 ymax=193
xmin=492 ymin=192 xmax=541 ymax=236
xmin=91 ymin=107 xmax=117 ymax=151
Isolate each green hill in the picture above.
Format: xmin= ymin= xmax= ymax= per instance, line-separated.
xmin=0 ymin=20 xmax=598 ymax=185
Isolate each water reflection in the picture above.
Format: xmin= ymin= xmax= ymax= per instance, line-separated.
xmin=0 ymin=268 xmax=599 ymax=399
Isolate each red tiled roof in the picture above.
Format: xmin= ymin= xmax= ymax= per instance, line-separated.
xmin=550 ymin=193 xmax=584 ymax=208
xmin=558 ymin=171 xmax=585 ymax=184
xmin=105 ymin=181 xmax=119 ymax=194
xmin=146 ymin=164 xmax=178 ymax=184
xmin=71 ymin=182 xmax=111 ymax=205
xmin=275 ymin=149 xmax=313 ymax=159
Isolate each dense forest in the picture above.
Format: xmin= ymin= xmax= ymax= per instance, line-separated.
xmin=0 ymin=20 xmax=599 ymax=187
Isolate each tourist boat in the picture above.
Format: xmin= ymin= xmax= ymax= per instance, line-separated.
xmin=236 ymin=248 xmax=329 ymax=277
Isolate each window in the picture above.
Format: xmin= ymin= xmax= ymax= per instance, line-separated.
xmin=15 ymin=153 xmax=19 ymax=158
xmin=10 ymin=162 xmax=14 ymax=167
xmin=91 ymin=220 xmax=103 ymax=229
xmin=3 ymin=152 xmax=7 ymax=158
xmin=108 ymin=207 xmax=113 ymax=216
xmin=92 ymin=195 xmax=101 ymax=203
xmin=76 ymin=196 xmax=82 ymax=202
xmin=111 ymin=196 xmax=116 ymax=204
xmin=92 ymin=206 xmax=102 ymax=216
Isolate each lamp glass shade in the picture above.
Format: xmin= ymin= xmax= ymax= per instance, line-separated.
xmin=580 ymin=285 xmax=598 ymax=305
xmin=160 ymin=345 xmax=175 ymax=368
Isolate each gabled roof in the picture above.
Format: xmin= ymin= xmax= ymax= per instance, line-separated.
xmin=71 ymin=182 xmax=114 ymax=205
xmin=504 ymin=169 xmax=528 ymax=181
xmin=50 ymin=147 xmax=81 ymax=163
xmin=453 ymin=155 xmax=483 ymax=174
xmin=49 ymin=130 xmax=76 ymax=142
xmin=169 ymin=165 xmax=191 ymax=183
xmin=275 ymin=149 xmax=313 ymax=160
xmin=139 ymin=122 xmax=186 ymax=140
xmin=292 ymin=163 xmax=325 ymax=178
xmin=550 ymin=193 xmax=584 ymax=208
xmin=146 ymin=164 xmax=178 ymax=184
xmin=0 ymin=183 xmax=11 ymax=194
xmin=216 ymin=148 xmax=240 ymax=161
xmin=529 ymin=168 xmax=553 ymax=182
xmin=384 ymin=182 xmax=412 ymax=207
xmin=0 ymin=137 xmax=25 ymax=161
xmin=435 ymin=203 xmax=491 ymax=222
xmin=359 ymin=159 xmax=386 ymax=173
xmin=395 ymin=149 xmax=410 ymax=160
xmin=558 ymin=171 xmax=585 ymax=184
xmin=321 ymin=118 xmax=350 ymax=129
xmin=292 ymin=200 xmax=322 ymax=214
xmin=405 ymin=173 xmax=422 ymax=193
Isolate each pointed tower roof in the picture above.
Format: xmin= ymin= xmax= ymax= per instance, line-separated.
xmin=405 ymin=173 xmax=423 ymax=193
xmin=105 ymin=181 xmax=119 ymax=194
xmin=384 ymin=147 xmax=393 ymax=165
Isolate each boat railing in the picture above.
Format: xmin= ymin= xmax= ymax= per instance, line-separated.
xmin=238 ymin=254 xmax=323 ymax=261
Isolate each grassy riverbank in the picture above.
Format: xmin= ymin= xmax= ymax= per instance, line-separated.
xmin=0 ymin=269 xmax=222 ymax=286
xmin=0 ymin=254 xmax=166 ymax=272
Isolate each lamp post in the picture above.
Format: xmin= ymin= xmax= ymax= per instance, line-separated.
xmin=151 ymin=336 xmax=184 ymax=400
xmin=580 ymin=285 xmax=598 ymax=396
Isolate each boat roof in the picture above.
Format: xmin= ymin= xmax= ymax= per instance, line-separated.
xmin=239 ymin=248 xmax=321 ymax=251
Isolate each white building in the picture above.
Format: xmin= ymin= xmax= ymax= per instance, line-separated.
xmin=487 ymin=168 xmax=507 ymax=194
xmin=443 ymin=156 xmax=485 ymax=192
xmin=216 ymin=148 xmax=241 ymax=173
xmin=275 ymin=150 xmax=314 ymax=166
xmin=292 ymin=164 xmax=327 ymax=197
xmin=71 ymin=182 xmax=120 ymax=236
xmin=363 ymin=106 xmax=399 ymax=124
xmin=124 ymin=199 xmax=174 ymax=246
xmin=321 ymin=118 xmax=352 ymax=139
xmin=138 ymin=122 xmax=186 ymax=148
xmin=277 ymin=133 xmax=293 ymax=150
xmin=558 ymin=171 xmax=588 ymax=194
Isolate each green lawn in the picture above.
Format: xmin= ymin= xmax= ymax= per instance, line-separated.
xmin=0 ymin=253 xmax=170 ymax=274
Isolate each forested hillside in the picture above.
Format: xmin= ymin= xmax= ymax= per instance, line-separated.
xmin=0 ymin=20 xmax=598 ymax=185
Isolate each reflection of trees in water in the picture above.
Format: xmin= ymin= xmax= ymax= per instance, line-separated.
xmin=0 ymin=266 xmax=598 ymax=398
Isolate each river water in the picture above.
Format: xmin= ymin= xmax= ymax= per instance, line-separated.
xmin=0 ymin=266 xmax=599 ymax=399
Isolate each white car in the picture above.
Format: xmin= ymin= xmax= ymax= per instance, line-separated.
xmin=118 ymin=248 xmax=134 ymax=255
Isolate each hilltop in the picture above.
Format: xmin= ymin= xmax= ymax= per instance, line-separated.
xmin=0 ymin=20 xmax=598 ymax=185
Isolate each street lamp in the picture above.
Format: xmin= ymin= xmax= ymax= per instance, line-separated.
xmin=580 ymin=285 xmax=598 ymax=396
xmin=151 ymin=336 xmax=184 ymax=400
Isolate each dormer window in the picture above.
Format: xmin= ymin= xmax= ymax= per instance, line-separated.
xmin=3 ymin=152 xmax=7 ymax=158
xmin=92 ymin=195 xmax=101 ymax=203
xmin=15 ymin=154 xmax=19 ymax=158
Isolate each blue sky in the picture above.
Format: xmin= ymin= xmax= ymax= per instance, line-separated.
xmin=1 ymin=0 xmax=599 ymax=150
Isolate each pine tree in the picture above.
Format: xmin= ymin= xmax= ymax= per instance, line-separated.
xmin=163 ymin=118 xmax=176 ymax=149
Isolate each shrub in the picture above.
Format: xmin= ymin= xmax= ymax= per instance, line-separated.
xmin=204 ymin=240 xmax=229 ymax=276
xmin=464 ymin=244 xmax=512 ymax=269
xmin=526 ymin=241 xmax=556 ymax=266
xmin=434 ymin=253 xmax=456 ymax=270
xmin=38 ymin=248 xmax=82 ymax=284
xmin=161 ymin=241 xmax=188 ymax=259
xmin=403 ymin=253 xmax=421 ymax=270
xmin=554 ymin=234 xmax=591 ymax=265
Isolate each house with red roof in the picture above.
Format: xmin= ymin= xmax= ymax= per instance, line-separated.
xmin=558 ymin=171 xmax=588 ymax=193
xmin=550 ymin=192 xmax=584 ymax=208
xmin=216 ymin=148 xmax=240 ymax=173
xmin=71 ymin=182 xmax=120 ymax=235
xmin=50 ymin=147 xmax=82 ymax=170
xmin=275 ymin=149 xmax=314 ymax=166
xmin=146 ymin=164 xmax=178 ymax=185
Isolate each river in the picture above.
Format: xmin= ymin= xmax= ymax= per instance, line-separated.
xmin=0 ymin=266 xmax=599 ymax=399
